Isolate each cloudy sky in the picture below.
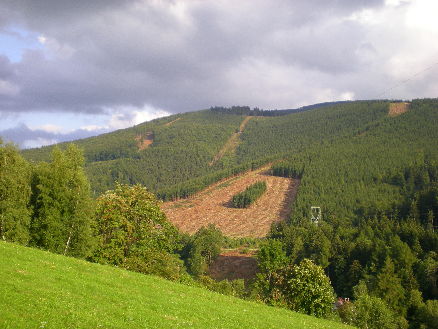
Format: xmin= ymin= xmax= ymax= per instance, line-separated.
xmin=1 ymin=0 xmax=437 ymax=148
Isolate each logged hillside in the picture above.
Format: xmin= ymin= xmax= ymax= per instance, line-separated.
xmin=162 ymin=165 xmax=299 ymax=237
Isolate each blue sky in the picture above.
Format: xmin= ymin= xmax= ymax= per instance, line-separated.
xmin=0 ymin=28 xmax=41 ymax=62
xmin=1 ymin=0 xmax=437 ymax=149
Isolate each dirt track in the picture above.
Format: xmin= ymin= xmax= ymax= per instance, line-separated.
xmin=162 ymin=166 xmax=300 ymax=238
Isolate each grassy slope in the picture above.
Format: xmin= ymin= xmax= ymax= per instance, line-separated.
xmin=1 ymin=242 xmax=350 ymax=329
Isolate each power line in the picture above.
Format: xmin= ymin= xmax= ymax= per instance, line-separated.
xmin=374 ymin=61 xmax=438 ymax=98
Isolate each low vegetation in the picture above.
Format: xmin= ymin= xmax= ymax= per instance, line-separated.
xmin=0 ymin=242 xmax=351 ymax=328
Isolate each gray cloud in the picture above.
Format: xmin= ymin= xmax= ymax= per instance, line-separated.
xmin=1 ymin=0 xmax=436 ymax=135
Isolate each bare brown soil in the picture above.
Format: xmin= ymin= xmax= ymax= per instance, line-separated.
xmin=389 ymin=102 xmax=411 ymax=116
xmin=164 ymin=117 xmax=181 ymax=126
xmin=209 ymin=116 xmax=252 ymax=166
xmin=162 ymin=165 xmax=300 ymax=238
xmin=209 ymin=249 xmax=259 ymax=283
xmin=135 ymin=117 xmax=181 ymax=151
xmin=135 ymin=132 xmax=154 ymax=151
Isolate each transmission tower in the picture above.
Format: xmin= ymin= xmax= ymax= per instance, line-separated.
xmin=311 ymin=206 xmax=321 ymax=225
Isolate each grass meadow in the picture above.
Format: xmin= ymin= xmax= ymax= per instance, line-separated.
xmin=1 ymin=242 xmax=352 ymax=328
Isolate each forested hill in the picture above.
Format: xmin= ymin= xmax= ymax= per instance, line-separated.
xmin=21 ymin=99 xmax=438 ymax=206
xmin=21 ymin=100 xmax=386 ymax=195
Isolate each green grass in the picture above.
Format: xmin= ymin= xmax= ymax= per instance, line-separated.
xmin=1 ymin=242 xmax=352 ymax=328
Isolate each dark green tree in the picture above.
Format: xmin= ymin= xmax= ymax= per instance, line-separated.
xmin=375 ymin=257 xmax=406 ymax=314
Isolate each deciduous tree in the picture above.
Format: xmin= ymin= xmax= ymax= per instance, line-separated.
xmin=31 ymin=144 xmax=93 ymax=257
xmin=91 ymin=183 xmax=181 ymax=279
xmin=269 ymin=259 xmax=334 ymax=317
xmin=0 ymin=139 xmax=31 ymax=244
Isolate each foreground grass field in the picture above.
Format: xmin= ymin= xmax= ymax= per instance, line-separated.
xmin=0 ymin=242 xmax=351 ymax=328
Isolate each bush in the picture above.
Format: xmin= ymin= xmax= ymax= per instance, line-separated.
xmin=269 ymin=259 xmax=334 ymax=318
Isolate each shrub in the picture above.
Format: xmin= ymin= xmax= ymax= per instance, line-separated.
xmin=269 ymin=259 xmax=334 ymax=318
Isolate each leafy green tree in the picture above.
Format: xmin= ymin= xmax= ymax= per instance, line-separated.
xmin=257 ymin=239 xmax=288 ymax=279
xmin=354 ymin=294 xmax=398 ymax=329
xmin=91 ymin=183 xmax=181 ymax=279
xmin=253 ymin=239 xmax=289 ymax=303
xmin=186 ymin=224 xmax=223 ymax=276
xmin=0 ymin=139 xmax=31 ymax=244
xmin=269 ymin=259 xmax=334 ymax=317
xmin=31 ymin=144 xmax=93 ymax=257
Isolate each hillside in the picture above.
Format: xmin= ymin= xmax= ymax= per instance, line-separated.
xmin=21 ymin=101 xmax=388 ymax=197
xmin=20 ymin=98 xmax=438 ymax=233
xmin=162 ymin=164 xmax=299 ymax=237
xmin=9 ymin=98 xmax=438 ymax=327
xmin=0 ymin=242 xmax=349 ymax=328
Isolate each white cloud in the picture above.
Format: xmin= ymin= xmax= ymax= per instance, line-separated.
xmin=406 ymin=0 xmax=438 ymax=31
xmin=80 ymin=125 xmax=102 ymax=132
xmin=23 ymin=137 xmax=58 ymax=149
xmin=108 ymin=105 xmax=170 ymax=130
xmin=28 ymin=123 xmax=64 ymax=133
xmin=340 ymin=92 xmax=355 ymax=101
xmin=132 ymin=109 xmax=170 ymax=125
xmin=38 ymin=34 xmax=75 ymax=60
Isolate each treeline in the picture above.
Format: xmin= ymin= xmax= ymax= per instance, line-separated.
xmin=155 ymin=154 xmax=279 ymax=201
xmin=20 ymin=113 xmax=179 ymax=164
xmin=235 ymin=101 xmax=389 ymax=166
xmin=210 ymin=106 xmax=299 ymax=117
xmin=271 ymin=162 xmax=304 ymax=178
xmin=233 ymin=181 xmax=267 ymax=208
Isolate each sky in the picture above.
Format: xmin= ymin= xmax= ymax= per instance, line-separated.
xmin=1 ymin=0 xmax=437 ymax=149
